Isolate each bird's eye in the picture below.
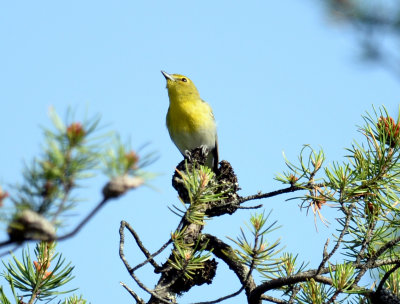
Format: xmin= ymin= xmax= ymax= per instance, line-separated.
xmin=181 ymin=78 xmax=187 ymax=82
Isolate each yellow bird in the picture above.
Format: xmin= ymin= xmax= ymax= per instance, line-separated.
xmin=162 ymin=71 xmax=218 ymax=171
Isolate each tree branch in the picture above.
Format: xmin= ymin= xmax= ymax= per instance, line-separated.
xmin=239 ymin=186 xmax=304 ymax=204
xmin=0 ymin=240 xmax=16 ymax=252
xmin=248 ymin=256 xmax=400 ymax=304
xmin=133 ymin=239 xmax=172 ymax=273
xmin=201 ymin=234 xmax=257 ymax=302
xmin=355 ymin=219 xmax=377 ymax=265
xmin=376 ymin=261 xmax=400 ymax=295
xmin=317 ymin=203 xmax=355 ymax=274
xmin=120 ymin=281 xmax=145 ymax=304
xmin=354 ymin=234 xmax=400 ymax=285
xmin=119 ymin=221 xmax=174 ymax=304
xmin=193 ymin=232 xmax=260 ymax=304
xmin=260 ymin=294 xmax=287 ymax=303
xmin=249 ymin=272 xmax=336 ymax=304
xmin=57 ymin=197 xmax=109 ymax=241
xmin=120 ymin=220 xmax=160 ymax=270
xmin=237 ymin=204 xmax=263 ymax=210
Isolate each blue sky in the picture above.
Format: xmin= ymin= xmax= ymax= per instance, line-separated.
xmin=0 ymin=1 xmax=399 ymax=303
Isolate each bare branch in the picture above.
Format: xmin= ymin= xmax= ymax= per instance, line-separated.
xmin=0 ymin=196 xmax=110 ymax=249
xmin=119 ymin=220 xmax=174 ymax=304
xmin=376 ymin=261 xmax=400 ymax=295
xmin=192 ymin=287 xmax=246 ymax=304
xmin=249 ymin=272 xmax=334 ymax=304
xmin=317 ymin=203 xmax=355 ymax=274
xmin=0 ymin=240 xmax=16 ymax=252
xmin=121 ymin=220 xmax=160 ymax=270
xmin=120 ymin=281 xmax=145 ymax=304
xmin=119 ymin=220 xmax=133 ymax=272
xmin=132 ymin=268 xmax=173 ymax=304
xmin=195 ymin=233 xmax=400 ymax=304
xmin=239 ymin=183 xmax=325 ymax=205
xmin=371 ymin=258 xmax=400 ymax=268
xmin=354 ymin=235 xmax=400 ymax=285
xmin=57 ymin=197 xmax=109 ymax=241
xmin=374 ymin=235 xmax=400 ymax=259
xmin=133 ymin=239 xmax=172 ymax=273
xmin=134 ymin=220 xmax=184 ymax=273
xmin=355 ymin=220 xmax=377 ymax=265
xmin=237 ymin=204 xmax=263 ymax=210
xmin=239 ymin=186 xmax=304 ymax=204
xmin=288 ymin=286 xmax=301 ymax=304
xmin=193 ymin=232 xmax=259 ymax=304
xmin=201 ymin=234 xmax=256 ymax=300
xmin=248 ymin=256 xmax=400 ymax=304
xmin=260 ymin=294 xmax=287 ymax=303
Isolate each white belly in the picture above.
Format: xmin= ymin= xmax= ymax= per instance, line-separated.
xmin=170 ymin=127 xmax=217 ymax=155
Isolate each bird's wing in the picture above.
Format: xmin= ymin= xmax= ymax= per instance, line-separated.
xmin=212 ymin=135 xmax=219 ymax=172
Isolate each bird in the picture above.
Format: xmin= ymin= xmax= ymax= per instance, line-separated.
xmin=162 ymin=71 xmax=218 ymax=171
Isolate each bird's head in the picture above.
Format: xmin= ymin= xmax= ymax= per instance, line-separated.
xmin=161 ymin=71 xmax=200 ymax=100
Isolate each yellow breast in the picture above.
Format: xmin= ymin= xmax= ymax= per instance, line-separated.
xmin=166 ymin=98 xmax=215 ymax=134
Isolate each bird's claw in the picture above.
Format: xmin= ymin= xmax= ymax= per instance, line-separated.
xmin=200 ymin=145 xmax=209 ymax=157
xmin=184 ymin=150 xmax=192 ymax=161
xmin=184 ymin=146 xmax=209 ymax=164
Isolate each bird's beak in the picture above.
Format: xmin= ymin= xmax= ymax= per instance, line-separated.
xmin=161 ymin=71 xmax=176 ymax=82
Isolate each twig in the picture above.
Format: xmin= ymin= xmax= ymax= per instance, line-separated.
xmin=130 ymin=268 xmax=173 ymax=304
xmin=0 ymin=196 xmax=109 ymax=248
xmin=374 ymin=235 xmax=400 ymax=260
xmin=50 ymin=187 xmax=71 ymax=223
xmin=0 ymin=239 xmax=16 ymax=251
xmin=120 ymin=220 xmax=133 ymax=271
xmin=207 ymin=184 xmax=322 ymax=216
xmin=0 ymin=244 xmax=21 ymax=257
xmin=57 ymin=197 xmax=108 ymax=241
xmin=121 ymin=220 xmax=160 ymax=270
xmin=193 ymin=241 xmax=257 ymax=304
xmin=51 ymin=152 xmax=74 ymax=223
xmin=201 ymin=234 xmax=257 ymax=293
xmin=132 ymin=219 xmax=185 ymax=273
xmin=119 ymin=221 xmax=174 ymax=304
xmin=355 ymin=219 xmax=377 ymax=265
xmin=247 ymin=257 xmax=400 ymax=304
xmin=321 ymin=239 xmax=330 ymax=263
xmin=354 ymin=235 xmax=400 ymax=285
xmin=317 ymin=203 xmax=355 ymax=274
xmin=249 ymin=257 xmax=398 ymax=304
xmin=371 ymin=258 xmax=400 ymax=268
xmin=132 ymin=239 xmax=172 ymax=273
xmin=325 ymin=289 xmax=341 ymax=304
xmin=249 ymin=273 xmax=336 ymax=304
xmin=260 ymin=294 xmax=287 ymax=303
xmin=192 ymin=286 xmax=244 ymax=304
xmin=288 ymin=285 xmax=300 ymax=304
xmin=376 ymin=261 xmax=400 ymax=295
xmin=120 ymin=281 xmax=145 ymax=304
xmin=239 ymin=184 xmax=325 ymax=205
xmin=237 ymin=205 xmax=263 ymax=210
xmin=155 ymin=274 xmax=181 ymax=291
xmin=239 ymin=186 xmax=303 ymax=204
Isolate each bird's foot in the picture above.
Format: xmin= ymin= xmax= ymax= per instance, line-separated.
xmin=200 ymin=145 xmax=209 ymax=158
xmin=183 ymin=146 xmax=209 ymax=167
xmin=184 ymin=149 xmax=192 ymax=161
